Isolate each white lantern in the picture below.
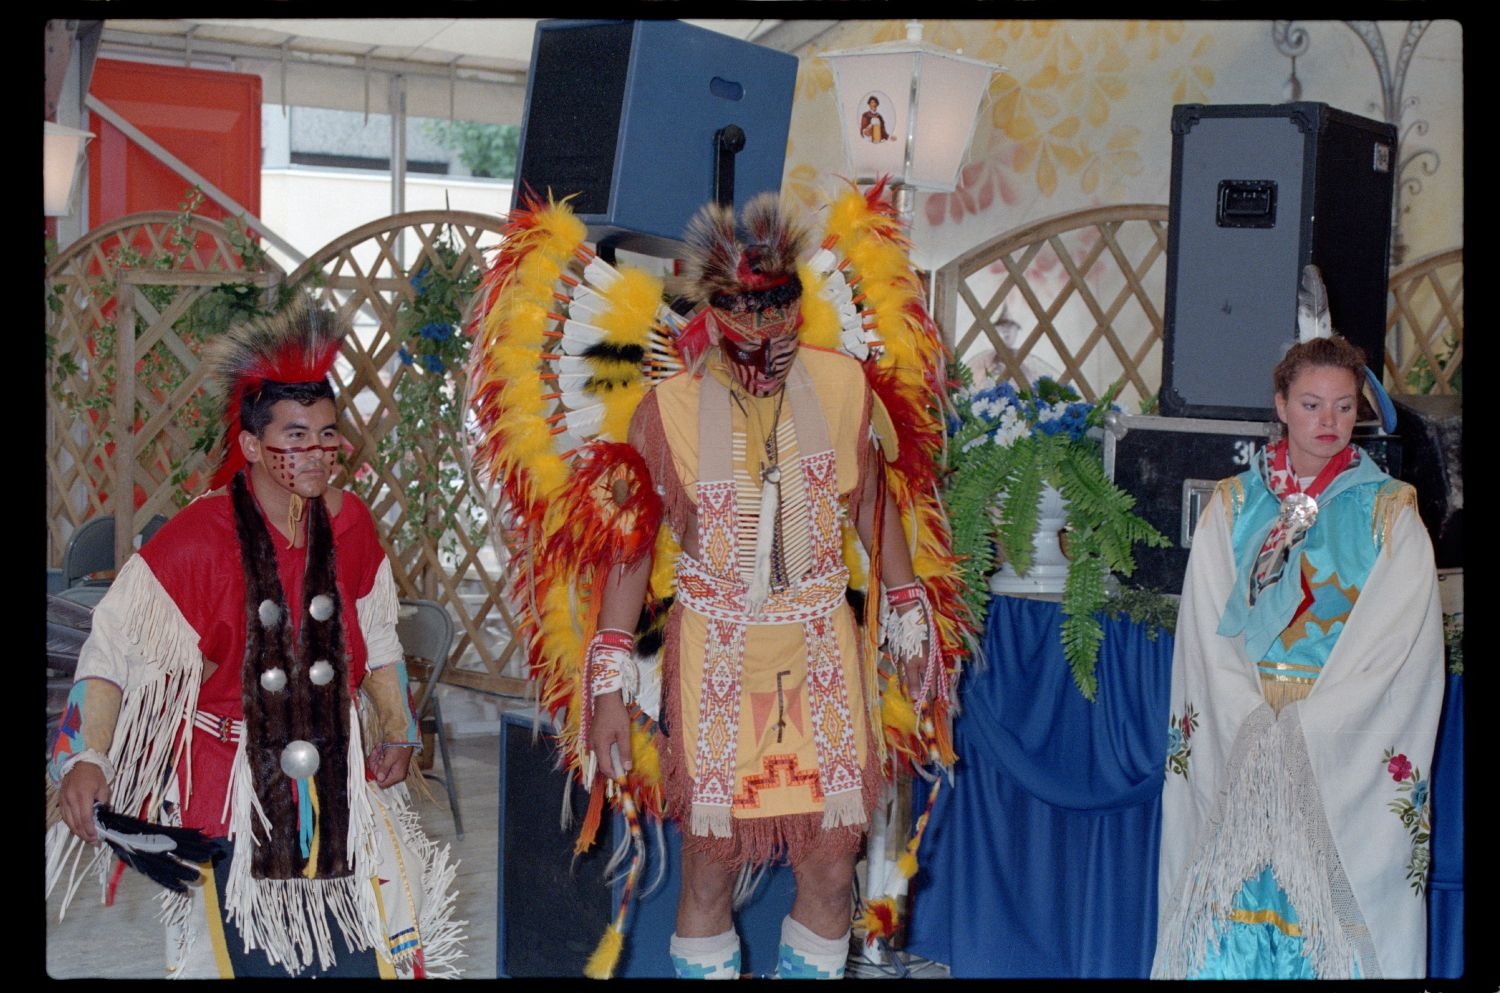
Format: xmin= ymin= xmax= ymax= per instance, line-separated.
xmin=821 ymin=21 xmax=999 ymax=211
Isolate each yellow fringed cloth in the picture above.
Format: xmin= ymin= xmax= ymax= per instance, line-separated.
xmin=652 ymin=349 xmax=882 ymax=866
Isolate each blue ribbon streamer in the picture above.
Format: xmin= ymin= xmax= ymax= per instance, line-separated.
xmin=296 ymin=777 xmax=314 ymax=859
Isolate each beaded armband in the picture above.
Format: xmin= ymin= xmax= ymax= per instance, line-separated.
xmin=579 ymin=628 xmax=636 ymax=763
xmin=883 ymin=581 xmax=947 ymax=708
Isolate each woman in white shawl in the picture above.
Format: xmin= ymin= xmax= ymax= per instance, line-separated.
xmin=1152 ymin=334 xmax=1444 ymax=979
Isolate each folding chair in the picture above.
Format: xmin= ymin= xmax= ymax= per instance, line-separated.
xmin=395 ymin=598 xmax=463 ymax=837
xmin=61 ymin=514 xmax=170 ymax=588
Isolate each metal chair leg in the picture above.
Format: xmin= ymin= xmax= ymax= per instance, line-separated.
xmin=432 ymin=698 xmax=463 ymax=838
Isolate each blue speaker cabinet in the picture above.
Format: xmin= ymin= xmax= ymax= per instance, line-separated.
xmin=1161 ymin=103 xmax=1397 ymax=420
xmin=514 ymin=19 xmax=799 ymax=256
xmin=497 ymin=709 xmax=797 ymax=978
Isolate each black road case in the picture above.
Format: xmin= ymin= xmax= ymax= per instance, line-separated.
xmin=1105 ymin=414 xmax=1400 ymax=594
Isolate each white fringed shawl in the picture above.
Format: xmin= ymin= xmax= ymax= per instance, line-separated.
xmin=1153 ymin=480 xmax=1445 ymax=979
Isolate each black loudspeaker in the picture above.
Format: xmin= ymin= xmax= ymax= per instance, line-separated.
xmin=514 ymin=19 xmax=798 ymax=257
xmin=497 ymin=712 xmax=611 ymax=978
xmin=1161 ymin=103 xmax=1397 ymax=420
xmin=1392 ymin=394 xmax=1462 ymax=569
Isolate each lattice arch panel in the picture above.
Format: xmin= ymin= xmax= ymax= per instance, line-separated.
xmin=286 ymin=211 xmax=522 ymax=694
xmin=933 ymin=205 xmax=1170 ymax=410
xmin=45 ymin=212 xmax=284 ymax=568
xmin=935 ymin=205 xmax=1462 ymax=406
xmin=1386 ymin=248 xmax=1462 ymax=395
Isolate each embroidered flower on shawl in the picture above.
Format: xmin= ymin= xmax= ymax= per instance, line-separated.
xmin=1166 ymin=703 xmax=1198 ymax=778
xmin=1382 ymin=746 xmax=1431 ymax=896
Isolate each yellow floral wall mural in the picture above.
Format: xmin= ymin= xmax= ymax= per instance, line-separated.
xmin=780 ymin=18 xmax=1461 ymax=404
xmin=783 ymin=19 xmax=1461 ymax=272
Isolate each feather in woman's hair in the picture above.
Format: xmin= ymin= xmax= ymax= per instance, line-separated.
xmin=1296 ymin=263 xmax=1332 ymax=342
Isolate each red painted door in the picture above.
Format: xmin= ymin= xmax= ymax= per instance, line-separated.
xmin=86 ymin=58 xmax=261 ymax=227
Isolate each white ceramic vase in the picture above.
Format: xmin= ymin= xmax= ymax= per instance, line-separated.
xmin=989 ymin=483 xmax=1069 ymax=595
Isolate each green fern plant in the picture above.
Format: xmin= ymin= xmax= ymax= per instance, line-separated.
xmin=944 ymin=375 xmax=1170 ymax=700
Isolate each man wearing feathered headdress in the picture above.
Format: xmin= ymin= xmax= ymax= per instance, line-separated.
xmin=584 ymin=195 xmax=940 ymax=979
xmin=46 ymin=294 xmax=464 ymax=978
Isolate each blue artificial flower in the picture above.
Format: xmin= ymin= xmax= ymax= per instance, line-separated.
xmin=398 ymin=345 xmax=415 ymax=366
xmin=418 ymin=321 xmax=453 ymax=341
xmin=1036 ymin=416 xmax=1066 ymax=436
xmin=411 ymin=266 xmax=432 ymax=294
xmin=423 ymin=354 xmax=446 ymax=374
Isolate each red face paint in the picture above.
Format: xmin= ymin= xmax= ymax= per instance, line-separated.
xmin=719 ymin=305 xmax=800 ymax=397
xmin=253 ymin=398 xmax=340 ymax=498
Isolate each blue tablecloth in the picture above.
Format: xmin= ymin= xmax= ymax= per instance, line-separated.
xmin=903 ymin=595 xmax=1464 ymax=978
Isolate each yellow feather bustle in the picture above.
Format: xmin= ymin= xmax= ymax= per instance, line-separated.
xmin=474 ymin=186 xmax=971 ymax=979
xmin=795 ymin=263 xmax=843 ymax=351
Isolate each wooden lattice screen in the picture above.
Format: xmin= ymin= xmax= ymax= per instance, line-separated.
xmin=279 ymin=211 xmax=519 ymax=694
xmin=46 ymin=212 xmax=284 ymax=567
xmin=1385 ymin=247 xmax=1463 ymax=395
xmin=933 ymin=205 xmax=1170 ymax=411
xmin=934 ymin=204 xmax=1462 ymax=405
xmin=46 ymin=205 xmax=1463 ymax=698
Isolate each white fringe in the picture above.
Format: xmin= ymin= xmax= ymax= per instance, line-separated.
xmin=746 ymin=472 xmax=779 ymax=616
xmin=217 ymin=705 xmax=375 ymax=975
xmin=45 ymin=558 xmax=467 ymax=978
xmin=45 ymin=559 xmax=203 ymax=918
xmin=377 ymin=783 xmax=468 ymax=977
xmin=1152 ymin=704 xmax=1365 ymax=979
xmin=880 ymin=594 xmax=927 ymax=661
xmin=820 ymin=788 xmax=867 ymax=830
xmin=691 ymin=802 xmax=733 ymax=839
xmin=215 ymin=779 xmax=468 ymax=974
xmin=358 ymin=557 xmax=403 ymax=669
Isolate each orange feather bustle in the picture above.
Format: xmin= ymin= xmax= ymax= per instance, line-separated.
xmin=471 ymin=181 xmax=979 ymax=974
xmin=545 ymin=441 xmax=663 ymax=576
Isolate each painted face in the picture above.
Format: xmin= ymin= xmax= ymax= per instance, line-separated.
xmin=1273 ymin=364 xmax=1359 ymax=478
xmin=245 ymin=397 xmax=340 ymax=498
xmin=718 ymin=304 xmax=800 ymax=397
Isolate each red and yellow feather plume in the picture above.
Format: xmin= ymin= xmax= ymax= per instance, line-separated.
xmin=467 ymin=194 xmax=678 ymax=811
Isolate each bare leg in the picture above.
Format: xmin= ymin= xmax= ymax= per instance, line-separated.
xmin=789 ymin=846 xmax=857 ymax=938
xmin=779 ymin=846 xmax=856 ymax=979
xmin=676 ymin=844 xmax=738 ymax=937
